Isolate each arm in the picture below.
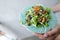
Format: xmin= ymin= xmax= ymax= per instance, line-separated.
xmin=52 ymin=4 xmax=60 ymax=13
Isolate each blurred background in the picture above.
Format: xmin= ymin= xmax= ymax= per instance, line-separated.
xmin=0 ymin=0 xmax=60 ymax=40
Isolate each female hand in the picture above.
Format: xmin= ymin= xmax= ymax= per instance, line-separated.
xmin=33 ymin=25 xmax=60 ymax=40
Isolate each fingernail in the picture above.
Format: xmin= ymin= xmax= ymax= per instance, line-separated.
xmin=44 ymin=34 xmax=48 ymax=38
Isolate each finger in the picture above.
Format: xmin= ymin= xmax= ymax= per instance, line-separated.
xmin=33 ymin=33 xmax=43 ymax=37
xmin=44 ymin=25 xmax=60 ymax=37
xmin=44 ymin=29 xmax=52 ymax=38
xmin=47 ymin=29 xmax=57 ymax=36
xmin=55 ymin=34 xmax=60 ymax=40
xmin=47 ymin=33 xmax=59 ymax=40
xmin=44 ymin=29 xmax=57 ymax=37
xmin=33 ymin=33 xmax=45 ymax=39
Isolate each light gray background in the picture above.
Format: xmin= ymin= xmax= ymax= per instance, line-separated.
xmin=0 ymin=0 xmax=60 ymax=40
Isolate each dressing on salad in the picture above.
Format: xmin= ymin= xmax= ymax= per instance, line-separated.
xmin=25 ymin=5 xmax=51 ymax=28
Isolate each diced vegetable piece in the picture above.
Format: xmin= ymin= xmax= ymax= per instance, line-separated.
xmin=26 ymin=21 xmax=30 ymax=26
xmin=37 ymin=23 xmax=42 ymax=28
xmin=42 ymin=10 xmax=47 ymax=14
xmin=42 ymin=17 xmax=46 ymax=23
xmin=39 ymin=6 xmax=44 ymax=10
xmin=37 ymin=18 xmax=42 ymax=22
xmin=46 ymin=8 xmax=51 ymax=14
xmin=28 ymin=15 xmax=32 ymax=20
xmin=33 ymin=11 xmax=39 ymax=16
xmin=45 ymin=23 xmax=49 ymax=27
xmin=33 ymin=6 xmax=40 ymax=11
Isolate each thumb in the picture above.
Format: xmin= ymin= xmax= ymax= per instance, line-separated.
xmin=44 ymin=25 xmax=60 ymax=37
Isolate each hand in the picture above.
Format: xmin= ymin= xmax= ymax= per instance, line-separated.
xmin=33 ymin=25 xmax=60 ymax=40
xmin=51 ymin=4 xmax=60 ymax=13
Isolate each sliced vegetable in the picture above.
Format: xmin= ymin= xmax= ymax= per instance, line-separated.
xmin=33 ymin=6 xmax=40 ymax=11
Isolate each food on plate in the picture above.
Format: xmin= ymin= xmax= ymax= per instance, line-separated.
xmin=25 ymin=5 xmax=51 ymax=28
xmin=20 ymin=4 xmax=56 ymax=33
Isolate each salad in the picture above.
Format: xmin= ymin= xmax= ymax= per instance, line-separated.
xmin=25 ymin=5 xmax=51 ymax=28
